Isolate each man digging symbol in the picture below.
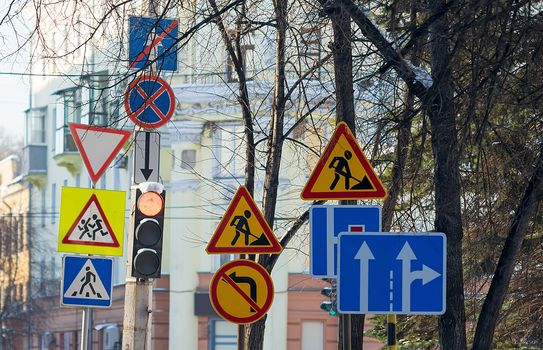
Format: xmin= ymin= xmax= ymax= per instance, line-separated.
xmin=329 ymin=150 xmax=353 ymax=190
xmin=328 ymin=150 xmax=375 ymax=191
xmin=230 ymin=210 xmax=270 ymax=247
xmin=73 ymin=266 xmax=102 ymax=298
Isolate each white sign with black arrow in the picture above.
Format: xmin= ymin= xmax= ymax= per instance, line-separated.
xmin=133 ymin=131 xmax=160 ymax=184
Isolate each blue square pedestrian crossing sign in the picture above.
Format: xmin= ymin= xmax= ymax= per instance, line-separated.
xmin=61 ymin=255 xmax=114 ymax=308
xmin=338 ymin=232 xmax=446 ymax=314
xmin=129 ymin=16 xmax=179 ymax=71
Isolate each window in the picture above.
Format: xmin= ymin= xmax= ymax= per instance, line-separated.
xmin=209 ymin=319 xmax=237 ymax=349
xmin=41 ymin=188 xmax=46 ymax=226
xmin=114 ymin=167 xmax=120 ymax=190
xmin=100 ymin=173 xmax=106 ymax=189
xmin=301 ymin=321 xmax=324 ymax=350
xmin=300 ymin=27 xmax=321 ymax=78
xmin=301 ymin=27 xmax=321 ymax=58
xmin=25 ymin=108 xmax=46 ymax=144
xmin=81 ymin=74 xmax=109 ymax=126
xmin=213 ymin=254 xmax=235 ymax=272
xmin=213 ymin=124 xmax=245 ymax=178
xmin=51 ymin=107 xmax=56 ymax=151
xmin=40 ymin=331 xmax=55 ymax=350
xmin=54 ymin=88 xmax=81 ymax=154
xmin=225 ymin=32 xmax=255 ymax=83
xmin=51 ymin=183 xmax=56 ymax=224
xmin=181 ymin=150 xmax=196 ymax=170
xmin=62 ymin=332 xmax=71 ymax=350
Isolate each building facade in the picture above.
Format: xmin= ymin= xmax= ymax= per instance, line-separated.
xmin=3 ymin=0 xmax=386 ymax=348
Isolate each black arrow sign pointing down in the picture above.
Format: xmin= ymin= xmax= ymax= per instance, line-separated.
xmin=140 ymin=132 xmax=153 ymax=180
xmin=228 ymin=272 xmax=257 ymax=312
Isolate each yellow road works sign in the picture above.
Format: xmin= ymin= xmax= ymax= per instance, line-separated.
xmin=206 ymin=186 xmax=282 ymax=254
xmin=301 ymin=122 xmax=387 ymax=200
xmin=58 ymin=187 xmax=126 ymax=256
xmin=210 ymin=259 xmax=274 ymax=324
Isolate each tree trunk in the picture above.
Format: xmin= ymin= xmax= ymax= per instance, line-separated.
xmin=328 ymin=3 xmax=362 ymax=349
xmin=426 ymin=1 xmax=467 ymax=349
xmin=249 ymin=0 xmax=288 ymax=347
xmin=472 ymin=149 xmax=543 ymax=350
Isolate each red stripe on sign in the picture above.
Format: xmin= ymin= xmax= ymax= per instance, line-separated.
xmin=130 ymin=20 xmax=179 ymax=68
xmin=132 ymin=84 xmax=168 ymax=120
xmin=221 ymin=273 xmax=262 ymax=313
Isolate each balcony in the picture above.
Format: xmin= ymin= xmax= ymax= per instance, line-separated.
xmin=23 ymin=108 xmax=48 ymax=185
xmin=52 ymin=125 xmax=81 ymax=175
xmin=22 ymin=144 xmax=47 ymax=185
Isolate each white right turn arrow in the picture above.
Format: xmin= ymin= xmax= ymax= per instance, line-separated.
xmin=396 ymin=242 xmax=441 ymax=312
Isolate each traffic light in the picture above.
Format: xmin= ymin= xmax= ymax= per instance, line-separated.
xmin=320 ymin=279 xmax=337 ymax=316
xmin=131 ymin=182 xmax=166 ymax=278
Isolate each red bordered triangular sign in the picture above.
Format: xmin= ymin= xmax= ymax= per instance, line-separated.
xmin=206 ymin=186 xmax=282 ymax=254
xmin=62 ymin=194 xmax=120 ymax=247
xmin=301 ymin=122 xmax=387 ymax=200
xmin=70 ymin=123 xmax=131 ymax=184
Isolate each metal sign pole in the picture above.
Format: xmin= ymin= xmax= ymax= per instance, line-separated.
xmin=80 ymin=308 xmax=91 ymax=350
xmin=387 ymin=314 xmax=397 ymax=349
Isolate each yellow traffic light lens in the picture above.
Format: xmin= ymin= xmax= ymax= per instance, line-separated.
xmin=137 ymin=192 xmax=164 ymax=216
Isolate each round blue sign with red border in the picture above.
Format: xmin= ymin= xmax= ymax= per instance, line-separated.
xmin=124 ymin=75 xmax=176 ymax=128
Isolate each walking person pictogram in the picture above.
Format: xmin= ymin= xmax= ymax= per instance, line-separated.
xmin=329 ymin=150 xmax=353 ymax=190
xmin=73 ymin=266 xmax=102 ymax=298
xmin=78 ymin=218 xmax=93 ymax=240
xmin=89 ymin=214 xmax=109 ymax=237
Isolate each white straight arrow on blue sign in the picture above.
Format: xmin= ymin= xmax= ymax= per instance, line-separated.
xmin=354 ymin=241 xmax=374 ymax=312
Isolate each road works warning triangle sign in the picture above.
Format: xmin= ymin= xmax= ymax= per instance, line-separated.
xmin=206 ymin=186 xmax=282 ymax=254
xmin=62 ymin=194 xmax=120 ymax=247
xmin=69 ymin=123 xmax=131 ymax=184
xmin=58 ymin=187 xmax=126 ymax=256
xmin=63 ymin=259 xmax=110 ymax=301
xmin=301 ymin=122 xmax=387 ymax=200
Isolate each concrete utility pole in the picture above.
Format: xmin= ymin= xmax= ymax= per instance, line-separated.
xmin=122 ymin=186 xmax=154 ymax=350
xmin=122 ymin=1 xmax=164 ymax=349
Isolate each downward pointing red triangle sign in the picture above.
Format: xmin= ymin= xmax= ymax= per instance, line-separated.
xmin=69 ymin=123 xmax=131 ymax=183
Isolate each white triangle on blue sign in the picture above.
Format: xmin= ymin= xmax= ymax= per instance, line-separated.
xmin=64 ymin=259 xmax=110 ymax=300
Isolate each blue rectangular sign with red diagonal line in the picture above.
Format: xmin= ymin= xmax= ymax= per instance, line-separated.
xmin=129 ymin=16 xmax=179 ymax=71
xmin=310 ymin=205 xmax=381 ymax=277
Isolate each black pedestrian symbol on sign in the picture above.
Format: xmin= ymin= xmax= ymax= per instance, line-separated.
xmin=230 ymin=210 xmax=270 ymax=247
xmin=328 ymin=150 xmax=374 ymax=191
xmin=78 ymin=214 xmax=109 ymax=240
xmin=72 ymin=266 xmax=103 ymax=298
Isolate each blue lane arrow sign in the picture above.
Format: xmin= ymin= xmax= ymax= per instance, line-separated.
xmin=310 ymin=205 xmax=381 ymax=277
xmin=338 ymin=232 xmax=446 ymax=314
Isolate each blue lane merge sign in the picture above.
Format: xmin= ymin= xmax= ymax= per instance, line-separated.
xmin=61 ymin=255 xmax=113 ymax=308
xmin=338 ymin=232 xmax=446 ymax=314
xmin=310 ymin=205 xmax=381 ymax=277
xmin=129 ymin=16 xmax=179 ymax=71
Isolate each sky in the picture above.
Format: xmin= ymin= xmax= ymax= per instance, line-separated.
xmin=0 ymin=0 xmax=31 ymax=139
